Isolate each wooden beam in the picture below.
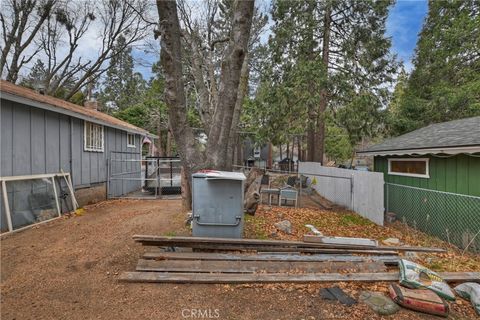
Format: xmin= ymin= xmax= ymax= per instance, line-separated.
xmin=133 ymin=235 xmax=446 ymax=253
xmin=136 ymin=259 xmax=387 ymax=274
xmin=142 ymin=252 xmax=400 ymax=264
xmin=303 ymin=235 xmax=378 ymax=247
xmin=156 ymin=244 xmax=399 ymax=255
xmin=118 ymin=271 xmax=480 ymax=284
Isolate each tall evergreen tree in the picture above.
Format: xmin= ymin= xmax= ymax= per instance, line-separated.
xmin=389 ymin=0 xmax=480 ymax=135
xmin=99 ymin=35 xmax=146 ymax=111
xmin=20 ymin=59 xmax=47 ymax=90
xmin=261 ymin=0 xmax=397 ymax=162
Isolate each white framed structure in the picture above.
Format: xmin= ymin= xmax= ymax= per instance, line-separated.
xmin=387 ymin=158 xmax=430 ymax=178
xmin=84 ymin=121 xmax=104 ymax=152
xmin=127 ymin=133 xmax=136 ymax=148
xmin=0 ymin=172 xmax=77 ymax=235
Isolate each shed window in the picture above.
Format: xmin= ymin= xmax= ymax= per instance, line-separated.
xmin=127 ymin=133 xmax=136 ymax=148
xmin=84 ymin=121 xmax=104 ymax=152
xmin=388 ymin=158 xmax=429 ymax=178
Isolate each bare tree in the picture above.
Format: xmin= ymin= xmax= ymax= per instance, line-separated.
xmin=61 ymin=0 xmax=153 ymax=99
xmin=36 ymin=0 xmax=95 ymax=95
xmin=0 ymin=0 xmax=56 ymax=82
xmin=157 ymin=0 xmax=254 ymax=209
xmin=2 ymin=0 xmax=154 ymax=100
xmin=177 ymin=1 xmax=267 ymax=168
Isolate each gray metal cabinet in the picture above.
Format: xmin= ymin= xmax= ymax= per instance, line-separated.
xmin=191 ymin=171 xmax=246 ymax=238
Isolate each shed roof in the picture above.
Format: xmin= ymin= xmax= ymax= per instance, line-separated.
xmin=358 ymin=116 xmax=480 ymax=156
xmin=0 ymin=80 xmax=153 ymax=137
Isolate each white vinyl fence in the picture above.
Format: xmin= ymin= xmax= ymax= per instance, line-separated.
xmin=299 ymin=162 xmax=384 ymax=225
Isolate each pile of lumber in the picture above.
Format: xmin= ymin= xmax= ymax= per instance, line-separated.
xmin=119 ymin=236 xmax=480 ymax=284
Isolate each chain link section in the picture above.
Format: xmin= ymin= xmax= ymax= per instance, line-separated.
xmin=386 ymin=183 xmax=480 ymax=252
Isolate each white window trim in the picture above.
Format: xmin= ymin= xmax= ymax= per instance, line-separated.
xmin=84 ymin=121 xmax=104 ymax=152
xmin=388 ymin=158 xmax=430 ymax=178
xmin=127 ymin=133 xmax=136 ymax=148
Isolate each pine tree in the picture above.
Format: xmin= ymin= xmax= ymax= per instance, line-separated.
xmin=262 ymin=0 xmax=398 ymax=162
xmin=391 ymin=0 xmax=480 ymax=134
xmin=99 ymin=35 xmax=146 ymax=111
xmin=20 ymin=59 xmax=47 ymax=90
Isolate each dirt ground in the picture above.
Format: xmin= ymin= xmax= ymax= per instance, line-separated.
xmin=1 ymin=199 xmax=479 ymax=320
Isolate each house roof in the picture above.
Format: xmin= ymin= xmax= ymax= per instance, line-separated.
xmin=358 ymin=116 xmax=480 ymax=156
xmin=0 ymin=80 xmax=154 ymax=137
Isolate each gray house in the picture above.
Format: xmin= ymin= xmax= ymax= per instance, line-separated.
xmin=1 ymin=80 xmax=154 ymax=232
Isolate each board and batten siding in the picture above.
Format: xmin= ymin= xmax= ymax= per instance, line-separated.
xmin=374 ymin=154 xmax=480 ymax=197
xmin=1 ymin=98 xmax=142 ymax=231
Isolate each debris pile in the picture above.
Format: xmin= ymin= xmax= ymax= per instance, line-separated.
xmin=120 ymin=235 xmax=480 ymax=317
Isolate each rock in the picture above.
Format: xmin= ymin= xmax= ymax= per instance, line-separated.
xmin=385 ymin=212 xmax=397 ymax=223
xmin=359 ymin=291 xmax=400 ymax=316
xmin=274 ymin=220 xmax=292 ymax=234
xmin=405 ymin=251 xmax=420 ymax=260
xmin=382 ymin=238 xmax=400 ymax=246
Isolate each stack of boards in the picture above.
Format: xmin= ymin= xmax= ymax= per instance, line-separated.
xmin=119 ymin=236 xmax=480 ymax=284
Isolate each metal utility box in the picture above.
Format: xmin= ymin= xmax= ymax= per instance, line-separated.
xmin=191 ymin=170 xmax=246 ymax=238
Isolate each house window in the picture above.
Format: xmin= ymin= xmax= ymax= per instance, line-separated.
xmin=127 ymin=133 xmax=136 ymax=148
xmin=388 ymin=158 xmax=429 ymax=178
xmin=84 ymin=121 xmax=104 ymax=152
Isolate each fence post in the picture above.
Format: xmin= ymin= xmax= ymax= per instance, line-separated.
xmin=106 ymin=156 xmax=111 ymax=199
xmin=385 ymin=183 xmax=389 ymax=213
xmin=350 ymin=173 xmax=354 ymax=211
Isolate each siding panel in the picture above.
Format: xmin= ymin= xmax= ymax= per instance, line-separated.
xmin=30 ymin=107 xmax=45 ymax=174
xmin=13 ymin=103 xmax=32 ymax=175
xmin=59 ymin=114 xmax=71 ymax=173
xmin=444 ymin=156 xmax=457 ymax=193
xmin=1 ymin=100 xmax=13 ymax=176
xmin=377 ymin=155 xmax=480 ymax=197
xmin=45 ymin=111 xmax=60 ymax=173
xmin=468 ymin=156 xmax=480 ymax=197
xmin=71 ymin=118 xmax=82 ymax=186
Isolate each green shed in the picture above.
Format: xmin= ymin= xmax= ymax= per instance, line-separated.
xmin=358 ymin=116 xmax=480 ymax=251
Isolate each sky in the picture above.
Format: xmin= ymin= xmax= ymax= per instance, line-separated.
xmin=12 ymin=0 xmax=429 ymax=83
xmin=133 ymin=0 xmax=429 ymax=79
xmin=386 ymin=0 xmax=428 ymax=72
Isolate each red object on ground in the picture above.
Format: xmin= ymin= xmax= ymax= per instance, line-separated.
xmin=389 ymin=284 xmax=449 ymax=317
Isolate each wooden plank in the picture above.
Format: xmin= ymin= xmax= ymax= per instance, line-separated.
xmin=136 ymin=259 xmax=387 ymax=274
xmin=303 ymin=235 xmax=377 ymax=247
xmin=133 ymin=235 xmax=445 ymax=253
xmin=143 ymin=252 xmax=400 ymax=264
xmin=118 ymin=271 xmax=480 ymax=284
xmin=165 ymin=244 xmax=399 ymax=255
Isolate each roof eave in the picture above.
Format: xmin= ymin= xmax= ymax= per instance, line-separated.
xmin=2 ymin=91 xmax=150 ymax=136
xmin=357 ymin=145 xmax=480 ymax=156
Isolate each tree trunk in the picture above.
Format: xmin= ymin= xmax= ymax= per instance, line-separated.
xmin=157 ymin=0 xmax=254 ymax=209
xmin=313 ymin=4 xmax=331 ymax=164
xmin=156 ymin=126 xmax=164 ymax=157
xmin=267 ymin=142 xmax=273 ymax=169
xmin=205 ymin=0 xmax=255 ymax=170
xmin=235 ymin=138 xmax=243 ymax=166
xmin=226 ymin=54 xmax=250 ymax=170
xmin=166 ymin=129 xmax=172 ymax=157
xmin=244 ymin=167 xmax=263 ymax=215
xmin=297 ymin=136 xmax=300 ymax=161
xmin=181 ymin=166 xmax=192 ymax=211
xmin=157 ymin=1 xmax=203 ymax=210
